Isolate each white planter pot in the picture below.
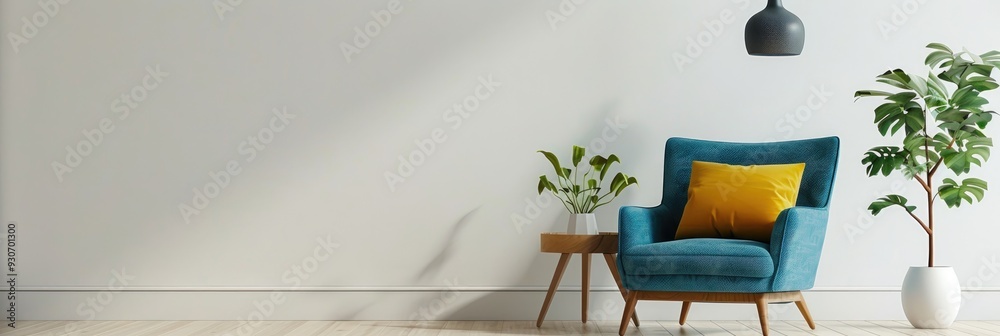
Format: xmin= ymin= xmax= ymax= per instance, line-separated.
xmin=901 ymin=266 xmax=961 ymax=329
xmin=566 ymin=213 xmax=599 ymax=234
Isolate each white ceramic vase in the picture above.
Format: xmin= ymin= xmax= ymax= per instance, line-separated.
xmin=901 ymin=266 xmax=961 ymax=329
xmin=566 ymin=213 xmax=599 ymax=234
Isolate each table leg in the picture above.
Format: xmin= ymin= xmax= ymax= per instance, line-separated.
xmin=536 ymin=253 xmax=572 ymax=327
xmin=603 ymin=253 xmax=639 ymax=326
xmin=582 ymin=253 xmax=590 ymax=323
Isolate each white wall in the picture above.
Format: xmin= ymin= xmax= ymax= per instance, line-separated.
xmin=3 ymin=0 xmax=1000 ymax=321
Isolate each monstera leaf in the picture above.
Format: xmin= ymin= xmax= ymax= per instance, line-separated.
xmin=876 ymin=69 xmax=913 ymax=90
xmin=941 ymin=137 xmax=992 ymax=175
xmin=868 ymin=194 xmax=917 ymax=216
xmin=862 ymin=146 xmax=908 ymax=177
xmin=938 ymin=178 xmax=988 ymax=208
xmin=951 ymin=85 xmax=990 ymax=111
xmin=873 ymin=99 xmax=925 ymax=137
xmin=983 ymin=50 xmax=1000 ymax=69
xmin=924 ymin=43 xmax=954 ymax=68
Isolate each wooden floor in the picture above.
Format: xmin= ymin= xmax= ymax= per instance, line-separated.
xmin=6 ymin=320 xmax=1000 ymax=336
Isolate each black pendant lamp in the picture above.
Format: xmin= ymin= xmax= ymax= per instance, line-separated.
xmin=745 ymin=0 xmax=804 ymax=56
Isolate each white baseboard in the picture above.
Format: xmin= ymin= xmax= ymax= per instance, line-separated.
xmin=16 ymin=287 xmax=1000 ymax=321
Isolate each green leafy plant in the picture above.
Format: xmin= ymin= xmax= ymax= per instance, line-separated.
xmin=537 ymin=146 xmax=638 ymax=213
xmin=856 ymin=43 xmax=1000 ymax=267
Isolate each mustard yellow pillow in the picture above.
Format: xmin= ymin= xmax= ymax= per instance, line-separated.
xmin=674 ymin=161 xmax=805 ymax=243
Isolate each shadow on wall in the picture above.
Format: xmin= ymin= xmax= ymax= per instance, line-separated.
xmin=336 ymin=104 xmax=653 ymax=320
xmin=337 ymin=206 xmax=479 ymax=320
xmin=415 ymin=207 xmax=481 ymax=282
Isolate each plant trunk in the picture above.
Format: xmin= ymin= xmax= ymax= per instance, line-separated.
xmin=928 ymin=233 xmax=934 ymax=267
xmin=927 ymin=179 xmax=935 ymax=268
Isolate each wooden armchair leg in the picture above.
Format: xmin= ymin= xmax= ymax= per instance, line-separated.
xmin=603 ymin=254 xmax=639 ymax=327
xmin=754 ymin=296 xmax=770 ymax=336
xmin=679 ymin=301 xmax=692 ymax=325
xmin=619 ymin=291 xmax=639 ymax=336
xmin=795 ymin=295 xmax=816 ymax=330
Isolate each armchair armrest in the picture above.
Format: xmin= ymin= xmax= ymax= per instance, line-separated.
xmin=617 ymin=205 xmax=669 ymax=289
xmin=618 ymin=205 xmax=670 ymax=254
xmin=769 ymin=206 xmax=829 ymax=292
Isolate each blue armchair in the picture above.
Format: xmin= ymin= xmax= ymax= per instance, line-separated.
xmin=616 ymin=137 xmax=839 ymax=336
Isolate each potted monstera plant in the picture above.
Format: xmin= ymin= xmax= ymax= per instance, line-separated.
xmin=537 ymin=146 xmax=638 ymax=234
xmin=855 ymin=43 xmax=1000 ymax=329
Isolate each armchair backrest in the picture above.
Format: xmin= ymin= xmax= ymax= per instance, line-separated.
xmin=657 ymin=137 xmax=840 ymax=237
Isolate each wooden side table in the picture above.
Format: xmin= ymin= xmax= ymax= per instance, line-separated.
xmin=536 ymin=232 xmax=639 ymax=327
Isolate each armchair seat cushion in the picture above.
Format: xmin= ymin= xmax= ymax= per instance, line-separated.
xmin=621 ymin=238 xmax=774 ymax=278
